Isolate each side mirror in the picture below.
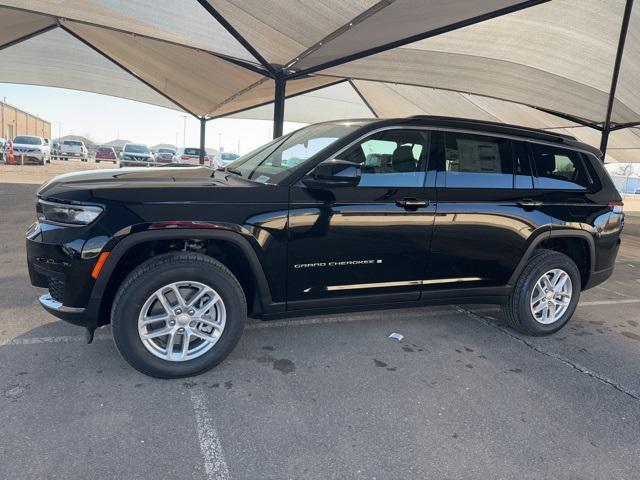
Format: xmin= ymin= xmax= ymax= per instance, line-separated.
xmin=302 ymin=159 xmax=362 ymax=189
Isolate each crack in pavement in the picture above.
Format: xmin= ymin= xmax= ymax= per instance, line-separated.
xmin=455 ymin=306 xmax=640 ymax=403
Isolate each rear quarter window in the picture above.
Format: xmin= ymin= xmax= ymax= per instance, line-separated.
xmin=530 ymin=143 xmax=592 ymax=190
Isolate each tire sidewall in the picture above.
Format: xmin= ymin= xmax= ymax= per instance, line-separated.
xmin=112 ymin=260 xmax=245 ymax=378
xmin=516 ymin=254 xmax=581 ymax=335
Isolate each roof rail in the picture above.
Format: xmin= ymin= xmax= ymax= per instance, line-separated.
xmin=406 ymin=115 xmax=577 ymax=141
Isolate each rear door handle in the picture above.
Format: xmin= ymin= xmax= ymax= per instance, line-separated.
xmin=396 ymin=198 xmax=429 ymax=210
xmin=517 ymin=199 xmax=543 ymax=209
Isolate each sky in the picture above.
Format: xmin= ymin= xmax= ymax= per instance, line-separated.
xmin=0 ymin=84 xmax=305 ymax=154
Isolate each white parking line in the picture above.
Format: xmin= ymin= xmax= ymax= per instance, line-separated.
xmin=189 ymin=386 xmax=230 ymax=480
xmin=579 ymin=298 xmax=640 ymax=306
xmin=0 ymin=333 xmax=110 ymax=347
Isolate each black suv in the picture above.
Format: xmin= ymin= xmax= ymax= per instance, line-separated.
xmin=26 ymin=117 xmax=624 ymax=378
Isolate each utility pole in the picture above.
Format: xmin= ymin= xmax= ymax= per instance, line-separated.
xmin=218 ymin=133 xmax=222 ymax=153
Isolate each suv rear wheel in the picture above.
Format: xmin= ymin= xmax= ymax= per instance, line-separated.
xmin=502 ymin=249 xmax=581 ymax=336
xmin=111 ymin=252 xmax=246 ymax=378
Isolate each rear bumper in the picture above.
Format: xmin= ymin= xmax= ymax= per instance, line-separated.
xmin=584 ymin=265 xmax=615 ymax=290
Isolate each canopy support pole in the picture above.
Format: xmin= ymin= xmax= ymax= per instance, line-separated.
xmin=600 ymin=0 xmax=635 ymax=160
xmin=273 ymin=78 xmax=286 ymax=139
xmin=199 ymin=118 xmax=206 ymax=164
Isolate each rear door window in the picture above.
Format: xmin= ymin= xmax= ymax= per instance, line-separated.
xmin=530 ymin=143 xmax=591 ymax=190
xmin=443 ymin=132 xmax=513 ymax=188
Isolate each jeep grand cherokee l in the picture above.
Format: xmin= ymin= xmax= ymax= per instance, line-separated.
xmin=26 ymin=117 xmax=624 ymax=378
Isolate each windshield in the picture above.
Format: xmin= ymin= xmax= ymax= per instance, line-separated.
xmin=14 ymin=136 xmax=42 ymax=145
xmin=125 ymin=144 xmax=150 ymax=154
xmin=158 ymin=148 xmax=174 ymax=154
xmin=220 ymin=153 xmax=239 ymax=161
xmin=183 ymin=148 xmax=201 ymax=156
xmin=63 ymin=141 xmax=82 ymax=146
xmin=228 ymin=123 xmax=359 ymax=184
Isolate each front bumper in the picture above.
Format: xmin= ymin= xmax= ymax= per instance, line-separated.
xmin=26 ymin=221 xmax=102 ymax=327
xmin=38 ymin=294 xmax=92 ymax=327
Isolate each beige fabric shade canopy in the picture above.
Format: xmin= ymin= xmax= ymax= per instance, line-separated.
xmin=0 ymin=0 xmax=638 ymax=162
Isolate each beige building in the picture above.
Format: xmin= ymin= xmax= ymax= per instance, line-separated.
xmin=0 ymin=101 xmax=51 ymax=141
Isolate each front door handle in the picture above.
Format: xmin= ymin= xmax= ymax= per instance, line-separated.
xmin=396 ymin=198 xmax=429 ymax=210
xmin=517 ymin=199 xmax=543 ymax=209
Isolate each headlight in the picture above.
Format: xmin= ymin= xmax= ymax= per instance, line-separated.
xmin=37 ymin=200 xmax=103 ymax=225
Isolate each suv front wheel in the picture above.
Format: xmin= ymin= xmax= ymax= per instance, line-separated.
xmin=502 ymin=249 xmax=581 ymax=336
xmin=111 ymin=252 xmax=246 ymax=378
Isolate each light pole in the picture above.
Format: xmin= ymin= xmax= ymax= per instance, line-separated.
xmin=181 ymin=116 xmax=189 ymax=148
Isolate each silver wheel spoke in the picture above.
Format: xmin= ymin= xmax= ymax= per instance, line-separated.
xmin=166 ymin=331 xmax=177 ymax=359
xmin=195 ymin=293 xmax=221 ymax=316
xmin=171 ymin=285 xmax=187 ymax=308
xmin=141 ymin=313 xmax=169 ymax=326
xmin=181 ymin=331 xmax=190 ymax=358
xmin=187 ymin=286 xmax=210 ymax=308
xmin=156 ymin=291 xmax=173 ymax=315
xmin=190 ymin=327 xmax=220 ymax=344
xmin=532 ymin=301 xmax=546 ymax=314
xmin=141 ymin=326 xmax=172 ymax=340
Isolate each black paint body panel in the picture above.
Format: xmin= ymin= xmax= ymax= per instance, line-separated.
xmin=25 ymin=118 xmax=624 ymax=328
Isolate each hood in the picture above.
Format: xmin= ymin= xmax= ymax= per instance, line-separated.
xmin=36 ymin=166 xmax=281 ymax=204
xmin=122 ymin=151 xmax=152 ymax=158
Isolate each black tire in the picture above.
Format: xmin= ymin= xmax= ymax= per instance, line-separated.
xmin=95 ymin=159 xmax=100 ymax=163
xmin=502 ymin=249 xmax=581 ymax=336
xmin=111 ymin=252 xmax=246 ymax=378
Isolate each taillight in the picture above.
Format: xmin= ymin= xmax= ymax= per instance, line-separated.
xmin=608 ymin=201 xmax=624 ymax=213
xmin=181 ymin=155 xmax=190 ymax=161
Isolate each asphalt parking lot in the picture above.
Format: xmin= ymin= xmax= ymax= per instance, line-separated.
xmin=1 ymin=182 xmax=639 ymax=480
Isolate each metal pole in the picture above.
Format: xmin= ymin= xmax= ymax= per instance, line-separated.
xmin=182 ymin=116 xmax=188 ymax=148
xmin=600 ymin=0 xmax=635 ymax=160
xmin=199 ymin=117 xmax=206 ymax=165
xmin=273 ymin=77 xmax=286 ymax=139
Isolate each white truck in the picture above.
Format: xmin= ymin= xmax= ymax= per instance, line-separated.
xmin=11 ymin=135 xmax=51 ymax=165
xmin=59 ymin=140 xmax=88 ymax=162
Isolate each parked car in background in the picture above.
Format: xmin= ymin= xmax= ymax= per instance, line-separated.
xmin=174 ymin=147 xmax=208 ymax=165
xmin=212 ymin=152 xmax=240 ymax=169
xmin=60 ymin=140 xmax=88 ymax=162
xmin=154 ymin=148 xmax=176 ymax=164
xmin=119 ymin=143 xmax=154 ymax=167
xmin=95 ymin=146 xmax=118 ymax=163
xmin=12 ymin=135 xmax=51 ymax=165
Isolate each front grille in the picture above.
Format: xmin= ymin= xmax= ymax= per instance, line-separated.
xmin=47 ymin=277 xmax=65 ymax=303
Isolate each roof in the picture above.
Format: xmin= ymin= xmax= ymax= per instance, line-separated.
xmin=343 ymin=115 xmax=601 ymax=157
